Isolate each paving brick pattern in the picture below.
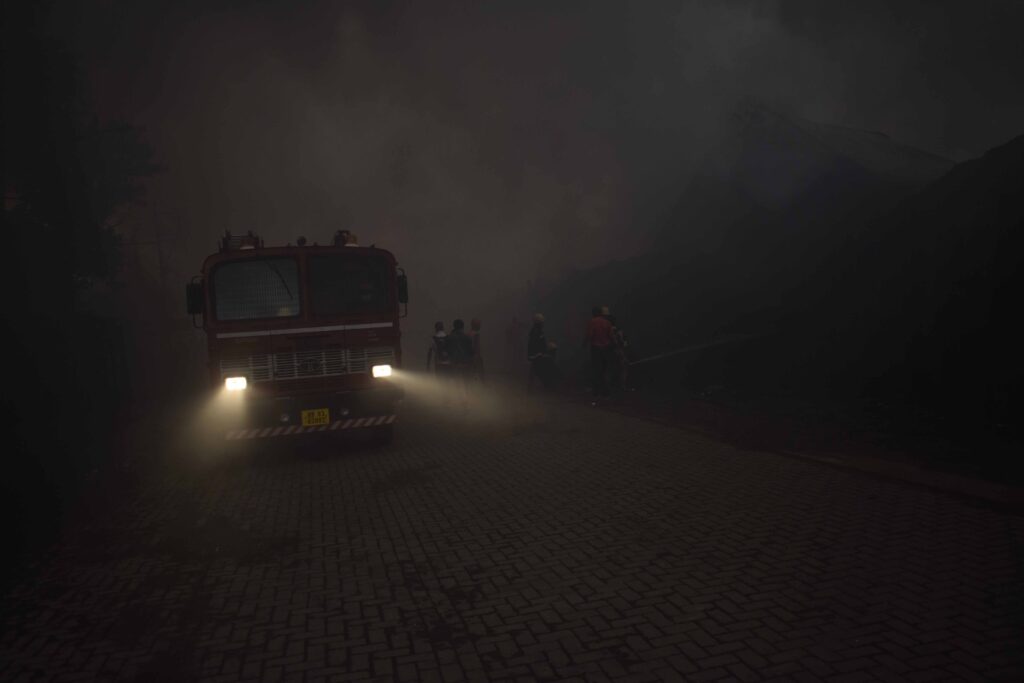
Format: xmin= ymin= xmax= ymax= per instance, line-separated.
xmin=2 ymin=394 xmax=1023 ymax=681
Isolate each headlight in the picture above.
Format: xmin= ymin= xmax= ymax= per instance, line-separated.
xmin=225 ymin=376 xmax=248 ymax=391
xmin=372 ymin=364 xmax=392 ymax=378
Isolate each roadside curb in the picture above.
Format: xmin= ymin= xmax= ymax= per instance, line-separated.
xmin=773 ymin=448 xmax=1024 ymax=515
xmin=602 ymin=403 xmax=1024 ymax=516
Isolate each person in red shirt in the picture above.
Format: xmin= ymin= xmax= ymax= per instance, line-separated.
xmin=585 ymin=306 xmax=615 ymax=401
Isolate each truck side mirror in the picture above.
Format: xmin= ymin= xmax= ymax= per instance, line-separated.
xmin=397 ymin=273 xmax=409 ymax=304
xmin=186 ymin=282 xmax=205 ymax=315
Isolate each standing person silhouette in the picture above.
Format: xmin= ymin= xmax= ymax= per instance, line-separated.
xmin=606 ymin=312 xmax=630 ymax=391
xmin=585 ymin=306 xmax=614 ymax=403
xmin=602 ymin=306 xmax=625 ymax=394
xmin=469 ymin=318 xmax=485 ymax=383
xmin=447 ymin=319 xmax=475 ymax=408
xmin=528 ymin=313 xmax=556 ymax=392
xmin=426 ymin=321 xmax=450 ymax=376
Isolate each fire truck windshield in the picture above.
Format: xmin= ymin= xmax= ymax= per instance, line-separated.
xmin=308 ymin=253 xmax=391 ymax=317
xmin=213 ymin=257 xmax=300 ymax=321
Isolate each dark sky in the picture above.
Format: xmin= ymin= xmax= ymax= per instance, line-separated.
xmin=46 ymin=0 xmax=1024 ymax=325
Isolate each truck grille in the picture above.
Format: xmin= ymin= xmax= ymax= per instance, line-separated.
xmin=220 ymin=347 xmax=395 ymax=383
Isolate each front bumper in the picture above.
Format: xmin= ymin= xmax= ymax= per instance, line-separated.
xmin=225 ymin=383 xmax=403 ymax=434
xmin=227 ymin=414 xmax=396 ymax=440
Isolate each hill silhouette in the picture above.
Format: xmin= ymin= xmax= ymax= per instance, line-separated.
xmin=535 ymin=104 xmax=1021 ymax=426
xmin=826 ymin=132 xmax=1024 ymax=420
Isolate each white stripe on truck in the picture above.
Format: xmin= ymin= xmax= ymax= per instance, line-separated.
xmin=216 ymin=322 xmax=393 ymax=339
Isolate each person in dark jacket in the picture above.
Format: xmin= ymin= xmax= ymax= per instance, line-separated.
xmin=447 ymin=319 xmax=475 ymax=402
xmin=527 ymin=313 xmax=556 ymax=391
xmin=605 ymin=310 xmax=630 ymax=391
xmin=426 ymin=321 xmax=450 ymax=375
xmin=469 ymin=318 xmax=485 ymax=383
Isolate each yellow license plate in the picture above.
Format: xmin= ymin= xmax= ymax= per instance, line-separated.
xmin=301 ymin=408 xmax=330 ymax=427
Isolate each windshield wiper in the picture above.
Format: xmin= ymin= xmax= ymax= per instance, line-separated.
xmin=263 ymin=260 xmax=294 ymax=299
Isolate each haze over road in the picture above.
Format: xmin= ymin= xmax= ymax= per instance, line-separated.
xmin=3 ymin=385 xmax=1022 ymax=682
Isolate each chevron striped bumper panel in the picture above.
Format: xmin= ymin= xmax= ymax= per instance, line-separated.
xmin=226 ymin=415 xmax=396 ymax=440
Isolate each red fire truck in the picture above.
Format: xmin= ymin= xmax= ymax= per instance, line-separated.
xmin=186 ymin=230 xmax=408 ymax=443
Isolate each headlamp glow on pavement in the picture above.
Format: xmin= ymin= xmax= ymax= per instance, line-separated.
xmin=225 ymin=376 xmax=248 ymax=391
xmin=372 ymin=364 xmax=392 ymax=378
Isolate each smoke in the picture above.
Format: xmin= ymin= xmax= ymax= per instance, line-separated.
xmin=390 ymin=369 xmax=531 ymax=425
xmin=61 ymin=0 xmax=1024 ymax=354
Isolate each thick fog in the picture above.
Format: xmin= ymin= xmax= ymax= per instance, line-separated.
xmin=60 ymin=0 xmax=1024 ymax=337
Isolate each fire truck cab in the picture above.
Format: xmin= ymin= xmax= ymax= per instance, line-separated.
xmin=186 ymin=230 xmax=407 ymax=443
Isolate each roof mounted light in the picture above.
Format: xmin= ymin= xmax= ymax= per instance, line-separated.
xmin=220 ymin=230 xmax=262 ymax=252
xmin=333 ymin=230 xmax=358 ymax=247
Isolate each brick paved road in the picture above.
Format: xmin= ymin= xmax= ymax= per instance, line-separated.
xmin=3 ymin=388 xmax=1023 ymax=682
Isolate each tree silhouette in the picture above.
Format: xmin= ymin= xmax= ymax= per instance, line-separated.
xmin=2 ymin=3 xmax=163 ymax=565
xmin=3 ymin=8 xmax=161 ymax=301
